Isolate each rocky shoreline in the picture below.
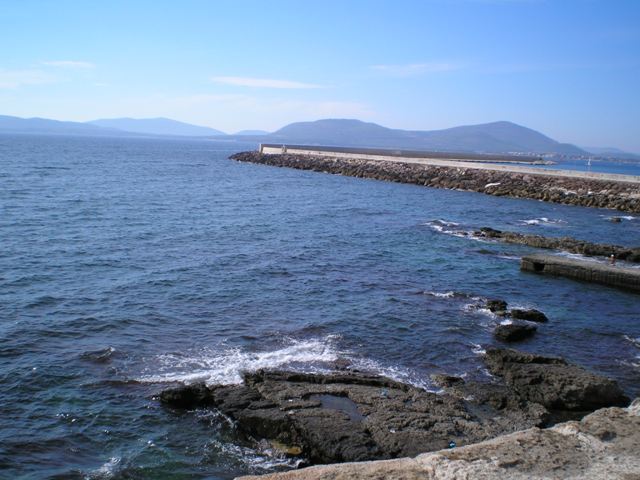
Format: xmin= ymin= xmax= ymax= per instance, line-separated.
xmin=230 ymin=151 xmax=640 ymax=213
xmin=237 ymin=398 xmax=640 ymax=480
xmin=475 ymin=227 xmax=640 ymax=263
xmin=160 ymin=348 xmax=629 ymax=468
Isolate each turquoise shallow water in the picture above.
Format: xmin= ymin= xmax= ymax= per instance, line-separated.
xmin=1 ymin=134 xmax=639 ymax=479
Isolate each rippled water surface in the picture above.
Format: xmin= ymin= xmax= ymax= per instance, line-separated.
xmin=1 ymin=134 xmax=639 ymax=479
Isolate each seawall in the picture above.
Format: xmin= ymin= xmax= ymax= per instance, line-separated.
xmin=521 ymin=254 xmax=640 ymax=293
xmin=230 ymin=151 xmax=640 ymax=213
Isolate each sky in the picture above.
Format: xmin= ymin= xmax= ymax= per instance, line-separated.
xmin=0 ymin=0 xmax=639 ymax=151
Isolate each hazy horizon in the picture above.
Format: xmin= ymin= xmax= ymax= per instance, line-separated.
xmin=1 ymin=0 xmax=639 ymax=150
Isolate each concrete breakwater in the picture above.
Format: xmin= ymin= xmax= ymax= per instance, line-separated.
xmin=521 ymin=254 xmax=640 ymax=293
xmin=230 ymin=151 xmax=640 ymax=213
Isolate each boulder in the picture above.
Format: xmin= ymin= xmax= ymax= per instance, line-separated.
xmin=494 ymin=322 xmax=537 ymax=342
xmin=484 ymin=348 xmax=630 ymax=412
xmin=509 ymin=309 xmax=549 ymax=323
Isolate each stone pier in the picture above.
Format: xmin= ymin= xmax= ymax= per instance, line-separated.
xmin=521 ymin=254 xmax=640 ymax=293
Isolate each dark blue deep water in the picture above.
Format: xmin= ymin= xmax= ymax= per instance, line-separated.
xmin=1 ymin=134 xmax=639 ymax=479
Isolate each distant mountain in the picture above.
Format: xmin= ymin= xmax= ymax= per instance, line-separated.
xmin=0 ymin=115 xmax=127 ymax=136
xmin=584 ymin=146 xmax=640 ymax=161
xmin=235 ymin=129 xmax=270 ymax=136
xmin=0 ymin=114 xmax=598 ymax=156
xmin=270 ymin=119 xmax=587 ymax=155
xmin=88 ymin=117 xmax=226 ymax=136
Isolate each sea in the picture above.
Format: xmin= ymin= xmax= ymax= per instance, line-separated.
xmin=1 ymin=134 xmax=639 ymax=479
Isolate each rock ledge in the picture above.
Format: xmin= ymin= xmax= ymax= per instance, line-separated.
xmin=236 ymin=398 xmax=640 ymax=480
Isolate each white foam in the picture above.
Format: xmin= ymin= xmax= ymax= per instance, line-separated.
xmin=137 ymin=336 xmax=437 ymax=393
xmin=212 ymin=439 xmax=303 ymax=471
xmin=347 ymin=356 xmax=437 ymax=392
xmin=471 ymin=343 xmax=486 ymax=355
xmin=423 ymin=290 xmax=456 ymax=298
xmin=520 ymin=217 xmax=566 ymax=226
xmin=604 ymin=215 xmax=637 ymax=221
xmin=87 ymin=457 xmax=121 ymax=479
xmin=623 ymin=335 xmax=640 ymax=349
xmin=137 ymin=337 xmax=341 ymax=386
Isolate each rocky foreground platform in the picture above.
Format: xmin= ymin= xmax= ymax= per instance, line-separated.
xmin=160 ymin=349 xmax=629 ymax=467
xmin=237 ymin=398 xmax=640 ymax=480
xmin=230 ymin=152 xmax=640 ymax=213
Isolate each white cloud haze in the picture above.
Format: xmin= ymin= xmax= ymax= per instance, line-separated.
xmin=42 ymin=60 xmax=95 ymax=69
xmin=211 ymin=76 xmax=325 ymax=89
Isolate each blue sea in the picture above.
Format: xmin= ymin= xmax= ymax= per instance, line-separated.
xmin=1 ymin=134 xmax=639 ymax=479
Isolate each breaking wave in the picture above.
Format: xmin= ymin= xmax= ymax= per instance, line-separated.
xmin=136 ymin=337 xmax=341 ymax=386
xmin=519 ymin=217 xmax=567 ymax=226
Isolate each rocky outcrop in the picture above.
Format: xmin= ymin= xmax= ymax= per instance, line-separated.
xmin=160 ymin=350 xmax=629 ymax=467
xmin=230 ymin=152 xmax=640 ymax=213
xmin=161 ymin=369 xmax=547 ymax=465
xmin=484 ymin=348 xmax=629 ymax=412
xmin=236 ymin=399 xmax=640 ymax=480
xmin=494 ymin=322 xmax=537 ymax=341
xmin=476 ymin=227 xmax=640 ymax=263
xmin=509 ymin=309 xmax=548 ymax=323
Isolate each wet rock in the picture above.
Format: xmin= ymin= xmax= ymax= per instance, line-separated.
xmin=237 ymin=399 xmax=640 ymax=480
xmin=494 ymin=322 xmax=537 ymax=342
xmin=475 ymin=227 xmax=640 ymax=263
xmin=486 ymin=299 xmax=508 ymax=313
xmin=484 ymin=348 xmax=630 ymax=412
xmin=160 ymin=350 xmax=630 ymax=467
xmin=430 ymin=374 xmax=465 ymax=388
xmin=509 ymin=309 xmax=549 ymax=323
xmin=161 ymin=369 xmax=550 ymax=465
xmin=610 ymin=216 xmax=622 ymax=223
xmin=159 ymin=382 xmax=214 ymax=409
xmin=331 ymin=358 xmax=352 ymax=371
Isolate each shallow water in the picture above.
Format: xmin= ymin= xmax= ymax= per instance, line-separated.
xmin=1 ymin=134 xmax=639 ymax=479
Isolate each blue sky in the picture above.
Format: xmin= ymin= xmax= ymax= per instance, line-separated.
xmin=1 ymin=0 xmax=639 ymax=150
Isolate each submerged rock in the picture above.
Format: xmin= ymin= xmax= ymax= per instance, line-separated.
xmin=494 ymin=322 xmax=537 ymax=342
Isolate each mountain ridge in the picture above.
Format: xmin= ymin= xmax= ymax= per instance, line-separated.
xmin=0 ymin=114 xmax=594 ymax=155
xmin=270 ymin=119 xmax=586 ymax=155
xmin=88 ymin=117 xmax=226 ymax=136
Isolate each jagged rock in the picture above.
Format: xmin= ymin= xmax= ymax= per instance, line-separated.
xmin=510 ymin=308 xmax=549 ymax=323
xmin=494 ymin=322 xmax=537 ymax=342
xmin=484 ymin=348 xmax=630 ymax=412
